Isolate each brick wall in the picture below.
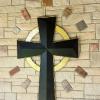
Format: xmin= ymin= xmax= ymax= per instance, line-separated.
xmin=0 ymin=0 xmax=100 ymax=100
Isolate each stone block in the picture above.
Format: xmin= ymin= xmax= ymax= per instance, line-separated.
xmin=85 ymin=84 xmax=100 ymax=95
xmin=8 ymin=50 xmax=17 ymax=56
xmin=12 ymin=0 xmax=25 ymax=5
xmin=0 ymin=57 xmax=24 ymax=67
xmin=12 ymin=86 xmax=26 ymax=93
xmin=0 ymin=82 xmax=11 ymax=92
xmin=75 ymin=66 xmax=88 ymax=78
xmin=17 ymin=94 xmax=38 ymax=100
xmin=0 ymin=46 xmax=8 ymax=56
xmin=76 ymin=20 xmax=88 ymax=31
xmin=62 ymin=80 xmax=73 ymax=92
xmin=90 ymin=43 xmax=99 ymax=51
xmin=91 ymin=52 xmax=100 ymax=67
xmin=21 ymin=78 xmax=31 ymax=89
xmin=63 ymin=7 xmax=72 ymax=17
xmin=9 ymin=66 xmax=20 ymax=76
xmin=0 ymin=0 xmax=11 ymax=6
xmin=5 ymin=93 xmax=16 ymax=100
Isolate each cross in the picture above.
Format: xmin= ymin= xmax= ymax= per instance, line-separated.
xmin=17 ymin=16 xmax=78 ymax=100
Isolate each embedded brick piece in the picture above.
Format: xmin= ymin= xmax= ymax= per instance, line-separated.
xmin=76 ymin=20 xmax=88 ymax=31
xmin=75 ymin=66 xmax=88 ymax=78
xmin=42 ymin=0 xmax=53 ymax=6
xmin=63 ymin=7 xmax=72 ymax=17
xmin=21 ymin=8 xmax=31 ymax=20
xmin=21 ymin=78 xmax=31 ymax=89
xmin=9 ymin=66 xmax=20 ymax=76
xmin=62 ymin=80 xmax=73 ymax=92
xmin=90 ymin=43 xmax=99 ymax=51
xmin=0 ymin=46 xmax=8 ymax=56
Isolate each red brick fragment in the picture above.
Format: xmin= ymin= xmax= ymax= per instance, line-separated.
xmin=75 ymin=66 xmax=88 ymax=78
xmin=42 ymin=0 xmax=53 ymax=6
xmin=63 ymin=7 xmax=72 ymax=17
xmin=90 ymin=43 xmax=99 ymax=51
xmin=9 ymin=66 xmax=20 ymax=76
xmin=21 ymin=8 xmax=31 ymax=20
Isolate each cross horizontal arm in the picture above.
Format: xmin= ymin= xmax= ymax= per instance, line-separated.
xmin=17 ymin=40 xmax=45 ymax=58
xmin=49 ymin=39 xmax=79 ymax=58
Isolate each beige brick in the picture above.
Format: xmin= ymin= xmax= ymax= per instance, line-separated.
xmin=8 ymin=20 xmax=15 ymax=27
xmin=53 ymin=0 xmax=69 ymax=6
xmin=62 ymin=13 xmax=91 ymax=25
xmin=27 ymin=86 xmax=39 ymax=93
xmin=70 ymin=0 xmax=96 ymax=5
xmin=0 ymin=46 xmax=8 ymax=56
xmin=0 ymin=82 xmax=11 ymax=92
xmin=64 ymin=24 xmax=95 ymax=33
xmin=81 ymin=39 xmax=99 ymax=44
xmin=78 ymin=52 xmax=89 ymax=59
xmin=0 ymin=68 xmax=11 ymax=78
xmin=61 ymin=91 xmax=83 ymax=98
xmin=81 ymin=44 xmax=89 ymax=52
xmin=0 ymin=0 xmax=11 ymax=6
xmin=0 ymin=39 xmax=17 ymax=45
xmin=12 ymin=0 xmax=25 ymax=5
xmin=12 ymin=86 xmax=26 ymax=93
xmin=77 ymin=32 xmax=95 ymax=40
xmin=17 ymin=94 xmax=38 ymax=100
xmin=55 ymin=72 xmax=74 ymax=82
xmin=0 ymin=93 xmax=4 ymax=100
xmin=93 ymin=12 xmax=100 ymax=19
xmin=0 ymin=14 xmax=7 ymax=27
xmin=0 ymin=6 xmax=24 ymax=14
xmin=86 ymin=68 xmax=100 ymax=75
xmin=16 ymin=23 xmax=37 ymax=31
xmin=26 ymin=1 xmax=41 ymax=8
xmin=66 ymin=60 xmax=90 ymax=68
xmin=71 ymin=83 xmax=84 ymax=90
xmin=90 ymin=52 xmax=100 ymax=67
xmin=11 ymin=79 xmax=27 ymax=85
xmin=8 ymin=49 xmax=17 ymax=56
xmin=8 ymin=46 xmax=17 ymax=50
xmin=5 ymin=31 xmax=28 ymax=39
xmin=28 ymin=75 xmax=39 ymax=83
xmin=5 ymin=93 xmax=16 ymax=100
xmin=57 ymin=99 xmax=73 ymax=100
xmin=85 ymin=84 xmax=100 ymax=95
xmin=75 ymin=76 xmax=92 ymax=83
xmin=85 ymin=4 xmax=100 ymax=12
xmin=0 ymin=28 xmax=4 ymax=38
xmin=93 ymin=76 xmax=100 ymax=83
xmin=96 ymin=24 xmax=100 ymax=39
xmin=0 ymin=57 xmax=24 ymax=67
xmin=72 ymin=5 xmax=84 ymax=13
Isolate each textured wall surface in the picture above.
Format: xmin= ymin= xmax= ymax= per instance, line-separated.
xmin=0 ymin=0 xmax=100 ymax=100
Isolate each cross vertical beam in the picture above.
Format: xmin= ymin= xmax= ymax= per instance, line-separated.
xmin=38 ymin=16 xmax=56 ymax=100
xmin=39 ymin=51 xmax=55 ymax=100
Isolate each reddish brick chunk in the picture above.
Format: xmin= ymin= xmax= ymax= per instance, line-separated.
xmin=75 ymin=66 xmax=88 ymax=78
xmin=21 ymin=8 xmax=31 ymax=20
xmin=90 ymin=43 xmax=99 ymax=51
xmin=42 ymin=0 xmax=53 ymax=6
xmin=9 ymin=66 xmax=20 ymax=76
xmin=63 ymin=7 xmax=72 ymax=17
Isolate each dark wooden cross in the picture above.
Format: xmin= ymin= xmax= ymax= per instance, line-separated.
xmin=17 ymin=16 xmax=78 ymax=100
